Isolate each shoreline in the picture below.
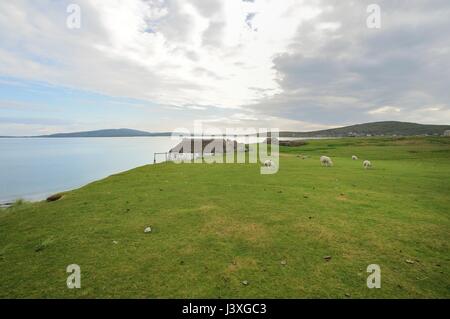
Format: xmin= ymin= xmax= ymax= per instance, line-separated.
xmin=0 ymin=160 xmax=168 ymax=206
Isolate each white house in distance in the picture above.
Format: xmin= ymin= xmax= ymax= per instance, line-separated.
xmin=444 ymin=130 xmax=450 ymax=137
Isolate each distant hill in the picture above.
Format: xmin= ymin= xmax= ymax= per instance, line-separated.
xmin=1 ymin=121 xmax=449 ymax=138
xmin=39 ymin=129 xmax=171 ymax=138
xmin=280 ymin=121 xmax=450 ymax=138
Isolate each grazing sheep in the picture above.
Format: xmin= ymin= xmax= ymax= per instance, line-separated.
xmin=363 ymin=160 xmax=372 ymax=169
xmin=352 ymin=155 xmax=358 ymax=160
xmin=264 ymin=159 xmax=274 ymax=167
xmin=320 ymin=156 xmax=333 ymax=167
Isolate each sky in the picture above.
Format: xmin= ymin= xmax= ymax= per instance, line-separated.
xmin=0 ymin=0 xmax=449 ymax=135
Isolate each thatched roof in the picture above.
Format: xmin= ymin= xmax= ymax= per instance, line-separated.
xmin=264 ymin=137 xmax=307 ymax=147
xmin=169 ymin=138 xmax=245 ymax=154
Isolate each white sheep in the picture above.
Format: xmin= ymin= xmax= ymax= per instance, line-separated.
xmin=352 ymin=155 xmax=358 ymax=160
xmin=320 ymin=156 xmax=333 ymax=167
xmin=363 ymin=160 xmax=372 ymax=169
xmin=264 ymin=159 xmax=274 ymax=167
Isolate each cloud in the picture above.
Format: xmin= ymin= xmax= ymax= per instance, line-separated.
xmin=0 ymin=0 xmax=315 ymax=109
xmin=245 ymin=0 xmax=450 ymax=125
xmin=0 ymin=0 xmax=449 ymax=135
xmin=368 ymin=106 xmax=401 ymax=115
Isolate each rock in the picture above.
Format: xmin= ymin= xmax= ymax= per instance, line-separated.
xmin=345 ymin=293 xmax=351 ymax=298
xmin=324 ymin=256 xmax=332 ymax=262
xmin=144 ymin=226 xmax=152 ymax=233
xmin=405 ymin=259 xmax=415 ymax=264
xmin=241 ymin=280 xmax=249 ymax=286
xmin=46 ymin=194 xmax=63 ymax=202
xmin=112 ymin=240 xmax=118 ymax=244
xmin=281 ymin=260 xmax=287 ymax=266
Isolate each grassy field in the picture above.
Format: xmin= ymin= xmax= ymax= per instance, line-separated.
xmin=0 ymin=137 xmax=449 ymax=298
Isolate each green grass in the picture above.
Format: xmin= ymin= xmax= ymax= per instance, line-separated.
xmin=0 ymin=137 xmax=449 ymax=298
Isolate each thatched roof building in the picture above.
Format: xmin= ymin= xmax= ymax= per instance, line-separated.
xmin=169 ymin=138 xmax=245 ymax=154
xmin=264 ymin=137 xmax=307 ymax=147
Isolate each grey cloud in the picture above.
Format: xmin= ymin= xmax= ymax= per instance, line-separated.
xmin=193 ymin=67 xmax=225 ymax=80
xmin=189 ymin=0 xmax=223 ymax=17
xmin=153 ymin=1 xmax=196 ymax=42
xmin=202 ymin=21 xmax=226 ymax=47
xmin=247 ymin=0 xmax=450 ymax=125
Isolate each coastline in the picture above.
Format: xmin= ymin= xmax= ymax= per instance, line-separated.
xmin=0 ymin=161 xmax=164 ymax=206
xmin=0 ymin=136 xmax=180 ymax=206
xmin=0 ymin=136 xmax=302 ymax=205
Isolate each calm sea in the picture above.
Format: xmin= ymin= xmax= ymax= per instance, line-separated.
xmin=0 ymin=136 xmax=311 ymax=203
xmin=0 ymin=137 xmax=181 ymax=203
